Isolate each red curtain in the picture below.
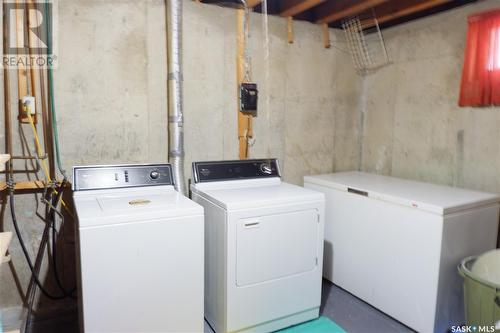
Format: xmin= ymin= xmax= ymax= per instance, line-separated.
xmin=459 ymin=9 xmax=500 ymax=107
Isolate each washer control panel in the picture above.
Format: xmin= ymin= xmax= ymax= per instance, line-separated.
xmin=73 ymin=164 xmax=173 ymax=191
xmin=192 ymin=159 xmax=280 ymax=183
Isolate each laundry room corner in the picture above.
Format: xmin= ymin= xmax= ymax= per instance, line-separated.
xmin=0 ymin=0 xmax=360 ymax=322
xmin=1 ymin=0 xmax=499 ymax=332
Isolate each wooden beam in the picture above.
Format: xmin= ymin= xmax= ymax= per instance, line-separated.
xmin=280 ymin=0 xmax=326 ymax=17
xmin=364 ymin=0 xmax=452 ymax=28
xmin=315 ymin=0 xmax=390 ymax=24
xmin=287 ymin=17 xmax=294 ymax=44
xmin=247 ymin=0 xmax=262 ymax=8
xmin=16 ymin=0 xmax=29 ymax=123
xmin=322 ymin=23 xmax=331 ymax=48
xmin=0 ymin=180 xmax=61 ymax=194
xmin=237 ymin=9 xmax=251 ymax=159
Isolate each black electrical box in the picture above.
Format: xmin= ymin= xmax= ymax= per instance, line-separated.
xmin=239 ymin=83 xmax=258 ymax=116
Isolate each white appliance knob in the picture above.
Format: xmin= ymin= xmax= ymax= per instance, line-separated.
xmin=260 ymin=164 xmax=272 ymax=174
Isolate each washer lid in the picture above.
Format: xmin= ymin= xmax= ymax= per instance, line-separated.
xmin=74 ymin=186 xmax=203 ymax=228
xmin=304 ymin=171 xmax=500 ymax=215
xmin=192 ymin=179 xmax=324 ymax=210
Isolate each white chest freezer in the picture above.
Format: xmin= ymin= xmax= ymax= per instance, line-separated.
xmin=304 ymin=171 xmax=500 ymax=333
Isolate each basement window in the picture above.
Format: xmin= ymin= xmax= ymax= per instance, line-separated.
xmin=459 ymin=9 xmax=500 ymax=107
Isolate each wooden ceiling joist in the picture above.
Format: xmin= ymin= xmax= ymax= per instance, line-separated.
xmin=202 ymin=0 xmax=477 ymax=30
xmin=287 ymin=16 xmax=294 ymax=43
xmin=364 ymin=0 xmax=453 ymax=27
xmin=315 ymin=0 xmax=390 ymax=24
xmin=247 ymin=0 xmax=263 ymax=8
xmin=279 ymin=0 xmax=326 ymax=17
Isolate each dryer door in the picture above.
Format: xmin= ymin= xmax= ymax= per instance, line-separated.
xmin=236 ymin=209 xmax=319 ymax=286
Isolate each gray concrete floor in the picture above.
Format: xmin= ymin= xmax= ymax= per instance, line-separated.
xmin=203 ymin=279 xmax=414 ymax=333
xmin=28 ymin=279 xmax=414 ymax=333
xmin=319 ymin=280 xmax=414 ymax=333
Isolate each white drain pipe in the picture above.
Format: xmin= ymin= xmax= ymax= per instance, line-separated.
xmin=166 ymin=0 xmax=186 ymax=195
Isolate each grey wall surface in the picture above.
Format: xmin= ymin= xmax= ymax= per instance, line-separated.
xmin=359 ymin=0 xmax=500 ymax=193
xmin=182 ymin=2 xmax=361 ymax=185
xmin=56 ymin=0 xmax=362 ymax=185
xmin=0 ymin=0 xmax=361 ymax=313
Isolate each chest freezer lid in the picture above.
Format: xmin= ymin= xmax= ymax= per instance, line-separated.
xmin=74 ymin=186 xmax=203 ymax=228
xmin=191 ymin=178 xmax=324 ymax=210
xmin=304 ymin=171 xmax=500 ymax=215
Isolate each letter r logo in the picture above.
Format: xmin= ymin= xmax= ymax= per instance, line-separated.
xmin=5 ymin=1 xmax=52 ymax=55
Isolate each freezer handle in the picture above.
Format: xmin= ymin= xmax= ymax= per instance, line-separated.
xmin=347 ymin=188 xmax=368 ymax=197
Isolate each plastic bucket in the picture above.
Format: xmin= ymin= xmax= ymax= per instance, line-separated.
xmin=458 ymin=251 xmax=500 ymax=331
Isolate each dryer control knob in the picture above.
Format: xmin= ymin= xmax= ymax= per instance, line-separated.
xmin=260 ymin=163 xmax=272 ymax=175
xmin=150 ymin=170 xmax=160 ymax=180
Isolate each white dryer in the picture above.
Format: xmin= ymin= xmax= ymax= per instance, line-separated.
xmin=190 ymin=159 xmax=325 ymax=333
xmin=73 ymin=164 xmax=204 ymax=333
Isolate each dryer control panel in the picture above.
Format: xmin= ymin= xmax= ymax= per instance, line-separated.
xmin=73 ymin=164 xmax=173 ymax=191
xmin=192 ymin=159 xmax=280 ymax=183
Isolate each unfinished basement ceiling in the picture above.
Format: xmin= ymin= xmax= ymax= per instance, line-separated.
xmin=204 ymin=0 xmax=479 ymax=29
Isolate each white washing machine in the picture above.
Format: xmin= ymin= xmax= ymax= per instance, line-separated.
xmin=73 ymin=164 xmax=204 ymax=333
xmin=190 ymin=159 xmax=325 ymax=333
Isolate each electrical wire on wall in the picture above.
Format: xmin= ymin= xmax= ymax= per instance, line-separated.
xmin=261 ymin=0 xmax=272 ymax=157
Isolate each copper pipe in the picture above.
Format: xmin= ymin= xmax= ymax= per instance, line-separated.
xmin=15 ymin=0 xmax=29 ymax=124
xmin=45 ymin=70 xmax=55 ymax=179
xmin=4 ymin=1 xmax=13 ymax=166
xmin=26 ymin=0 xmax=37 ymax=125
xmin=39 ymin=67 xmax=54 ymax=177
xmin=35 ymin=1 xmax=55 ymax=178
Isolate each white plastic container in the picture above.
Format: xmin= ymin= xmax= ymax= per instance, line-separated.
xmin=304 ymin=171 xmax=500 ymax=333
